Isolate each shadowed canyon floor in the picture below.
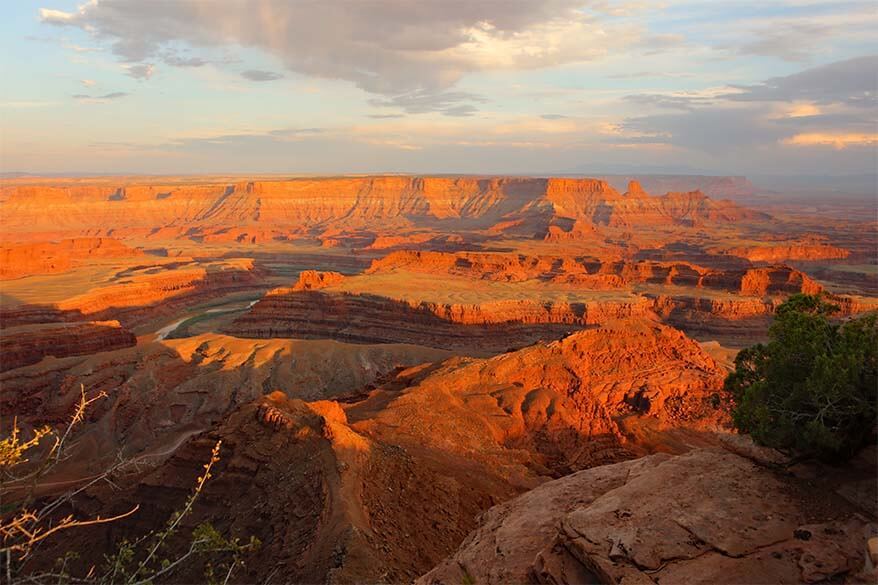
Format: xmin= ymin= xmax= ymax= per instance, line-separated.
xmin=1 ymin=175 xmax=876 ymax=583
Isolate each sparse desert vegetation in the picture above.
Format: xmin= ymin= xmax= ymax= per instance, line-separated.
xmin=2 ymin=1 xmax=877 ymax=581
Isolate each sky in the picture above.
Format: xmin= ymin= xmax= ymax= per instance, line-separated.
xmin=0 ymin=0 xmax=876 ymax=176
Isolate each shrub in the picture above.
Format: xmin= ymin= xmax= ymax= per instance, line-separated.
xmin=1 ymin=387 xmax=259 ymax=584
xmin=725 ymin=294 xmax=877 ymax=461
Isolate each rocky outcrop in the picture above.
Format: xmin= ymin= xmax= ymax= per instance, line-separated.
xmin=543 ymin=219 xmax=598 ymax=242
xmin=228 ymin=289 xmax=656 ymax=353
xmin=0 ymin=332 xmax=450 ymax=452
xmin=26 ymin=389 xmax=519 ymax=584
xmin=724 ymin=243 xmax=851 ymax=262
xmin=349 ymin=319 xmax=727 ymax=475
xmin=541 ymin=179 xmax=764 ymax=228
xmin=654 ymin=294 xmax=782 ymax=320
xmin=601 ymin=175 xmax=759 ymax=200
xmin=0 ymin=259 xmax=264 ymax=330
xmin=368 ymin=250 xmax=822 ymax=295
xmin=0 ymin=320 xmax=136 ymax=372
xmin=363 ymin=233 xmax=466 ymax=251
xmin=724 ymin=266 xmax=822 ymax=296
xmin=420 ymin=447 xmax=871 ymax=585
xmin=22 ymin=320 xmax=730 ymax=583
xmin=825 ymin=293 xmax=878 ymax=315
xmin=0 ymin=237 xmax=142 ymax=279
xmin=226 ymin=253 xmax=866 ymax=349
xmin=289 ymin=270 xmax=346 ymax=291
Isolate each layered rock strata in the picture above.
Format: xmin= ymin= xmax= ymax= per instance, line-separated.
xmin=229 ymin=290 xmax=655 ymax=352
xmin=0 ymin=176 xmax=765 ymax=238
xmin=0 ymin=320 xmax=136 ymax=372
xmin=0 ymin=237 xmax=142 ymax=279
xmin=367 ymin=250 xmax=822 ymax=295
xmin=1 ymin=260 xmax=264 ymax=330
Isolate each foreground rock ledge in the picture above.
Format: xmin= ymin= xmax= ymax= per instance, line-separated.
xmin=419 ymin=447 xmax=874 ymax=585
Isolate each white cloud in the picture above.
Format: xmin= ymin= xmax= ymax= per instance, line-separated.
xmin=38 ymin=0 xmax=639 ymax=113
xmin=38 ymin=7 xmax=78 ymax=23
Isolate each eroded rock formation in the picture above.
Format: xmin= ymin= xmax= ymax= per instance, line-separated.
xmin=420 ymin=447 xmax=871 ymax=585
xmin=347 ymin=318 xmax=727 ymax=476
xmin=0 ymin=320 xmax=136 ymax=372
xmin=289 ymin=270 xmax=346 ymax=291
xmin=0 ymin=237 xmax=142 ymax=279
xmin=366 ymin=250 xmax=822 ymax=296
xmin=0 ymin=333 xmax=450 ymax=454
xmin=1 ymin=259 xmax=264 ymax=330
xmin=724 ymin=243 xmax=851 ymax=262
xmin=229 ymin=290 xmax=656 ymax=352
xmin=0 ymin=176 xmax=765 ymax=240
xmin=20 ymin=319 xmax=733 ymax=583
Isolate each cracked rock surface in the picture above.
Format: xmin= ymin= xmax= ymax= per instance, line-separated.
xmin=420 ymin=447 xmax=874 ymax=585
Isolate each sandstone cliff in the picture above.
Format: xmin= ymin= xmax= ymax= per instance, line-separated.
xmin=0 ymin=176 xmax=766 ymax=239
xmin=228 ymin=289 xmax=656 ymax=353
xmin=0 ymin=320 xmax=136 ymax=372
xmin=723 ymin=243 xmax=851 ymax=262
xmin=366 ymin=250 xmax=822 ymax=296
xmin=1 ymin=259 xmax=264 ymax=330
xmin=0 ymin=237 xmax=142 ymax=279
xmin=289 ymin=270 xmax=346 ymax=291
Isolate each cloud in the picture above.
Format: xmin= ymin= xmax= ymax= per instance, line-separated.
xmin=38 ymin=0 xmax=636 ymax=113
xmin=39 ymin=8 xmax=76 ymax=23
xmin=162 ymin=53 xmax=207 ymax=67
xmin=623 ymin=93 xmax=717 ymax=110
xmin=724 ymin=56 xmax=878 ymax=107
xmin=267 ymin=127 xmax=325 ymax=139
xmin=368 ymin=89 xmax=486 ymax=116
xmin=715 ymin=4 xmax=878 ymax=62
xmin=80 ymin=79 xmax=96 ymax=87
xmin=734 ymin=22 xmax=829 ymax=62
xmin=241 ymin=69 xmax=283 ymax=82
xmin=617 ymin=56 xmax=878 ymax=155
xmin=125 ymin=63 xmax=155 ymax=80
xmin=782 ymin=132 xmax=877 ymax=149
xmin=72 ymin=91 xmax=129 ymax=103
xmin=619 ymin=108 xmax=784 ymax=153
xmin=541 ymin=113 xmax=569 ymax=120
xmin=637 ymin=32 xmax=686 ymax=54
xmin=607 ymin=71 xmax=693 ymax=80
xmin=64 ymin=43 xmax=100 ymax=53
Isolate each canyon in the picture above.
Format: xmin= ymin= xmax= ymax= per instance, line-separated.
xmin=1 ymin=174 xmax=875 ymax=583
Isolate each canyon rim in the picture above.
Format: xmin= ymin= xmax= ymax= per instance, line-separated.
xmin=1 ymin=1 xmax=877 ymax=584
